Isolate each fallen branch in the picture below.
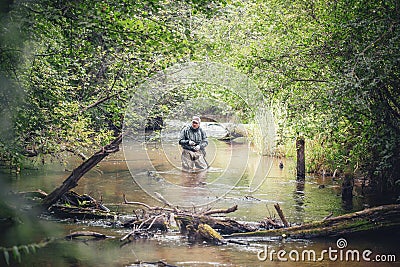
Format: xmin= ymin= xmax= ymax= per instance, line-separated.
xmin=17 ymin=189 xmax=48 ymax=199
xmin=120 ymin=225 xmax=141 ymax=242
xmin=65 ymin=231 xmax=113 ymax=240
xmin=50 ymin=205 xmax=114 ymax=220
xmin=227 ymin=204 xmax=400 ymax=239
xmin=202 ymin=205 xmax=238 ymax=216
xmin=123 ymin=194 xmax=175 ymax=212
xmin=154 ymin=192 xmax=174 ymax=207
xmin=175 ymin=214 xmax=256 ymax=236
xmin=120 ymin=215 xmax=166 ymax=242
xmin=123 ymin=194 xmax=152 ymax=209
xmin=274 ymin=203 xmax=289 ymax=227
xmin=132 ymin=260 xmax=178 ymax=267
xmin=260 ymin=217 xmax=282 ymax=229
xmin=323 ymin=212 xmax=334 ymax=221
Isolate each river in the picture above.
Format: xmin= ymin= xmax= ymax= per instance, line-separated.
xmin=0 ymin=137 xmax=398 ymax=266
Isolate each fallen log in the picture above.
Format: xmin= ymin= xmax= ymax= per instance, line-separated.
xmin=123 ymin=195 xmax=243 ymax=241
xmin=175 ymin=214 xmax=256 ymax=236
xmin=226 ymin=204 xmax=400 ymax=239
xmin=42 ymin=190 xmax=114 ymax=220
xmin=49 ymin=205 xmax=115 ymax=220
xmin=60 ymin=191 xmax=109 ymax=212
xmin=188 ymin=223 xmax=226 ymax=245
xmin=65 ymin=231 xmax=113 ymax=240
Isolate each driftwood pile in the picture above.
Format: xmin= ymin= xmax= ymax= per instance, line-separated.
xmin=121 ymin=193 xmax=260 ymax=244
xmin=64 ymin=192 xmax=400 ymax=244
xmin=17 ymin=189 xmax=400 ymax=245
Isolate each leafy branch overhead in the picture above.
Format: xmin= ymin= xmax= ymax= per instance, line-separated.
xmin=0 ymin=0 xmax=399 ymax=191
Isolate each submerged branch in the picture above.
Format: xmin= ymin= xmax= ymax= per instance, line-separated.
xmin=65 ymin=231 xmax=113 ymax=240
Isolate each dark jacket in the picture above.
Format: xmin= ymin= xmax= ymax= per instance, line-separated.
xmin=179 ymin=125 xmax=208 ymax=152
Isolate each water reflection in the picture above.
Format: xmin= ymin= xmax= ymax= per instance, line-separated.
xmin=179 ymin=170 xmax=207 ymax=187
xmin=293 ymin=181 xmax=305 ymax=219
xmin=342 ymin=198 xmax=354 ymax=211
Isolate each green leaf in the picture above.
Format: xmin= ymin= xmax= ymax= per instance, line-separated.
xmin=12 ymin=246 xmax=21 ymax=263
xmin=3 ymin=250 xmax=10 ymax=265
xmin=21 ymin=245 xmax=30 ymax=255
xmin=28 ymin=244 xmax=36 ymax=253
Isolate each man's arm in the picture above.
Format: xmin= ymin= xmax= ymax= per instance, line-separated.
xmin=199 ymin=128 xmax=208 ymax=149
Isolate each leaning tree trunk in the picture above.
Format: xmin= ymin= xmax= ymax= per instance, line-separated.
xmin=41 ymin=134 xmax=122 ymax=209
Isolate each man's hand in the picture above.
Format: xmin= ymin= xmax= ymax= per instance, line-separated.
xmin=188 ymin=140 xmax=196 ymax=146
xmin=194 ymin=145 xmax=200 ymax=151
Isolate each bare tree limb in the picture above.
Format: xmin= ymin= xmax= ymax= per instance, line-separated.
xmin=274 ymin=203 xmax=289 ymax=227
xmin=65 ymin=231 xmax=113 ymax=239
xmin=361 ymin=22 xmax=395 ymax=55
xmin=202 ymin=205 xmax=238 ymax=216
xmin=123 ymin=194 xmax=176 ymax=212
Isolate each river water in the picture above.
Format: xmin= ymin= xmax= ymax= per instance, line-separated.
xmin=1 ymin=137 xmax=398 ymax=266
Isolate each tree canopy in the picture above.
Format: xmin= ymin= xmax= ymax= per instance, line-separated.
xmin=0 ymin=0 xmax=399 ymax=194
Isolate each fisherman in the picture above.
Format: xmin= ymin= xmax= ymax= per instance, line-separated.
xmin=179 ymin=116 xmax=208 ymax=171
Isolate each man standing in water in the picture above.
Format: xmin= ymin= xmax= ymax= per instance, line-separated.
xmin=179 ymin=116 xmax=208 ymax=171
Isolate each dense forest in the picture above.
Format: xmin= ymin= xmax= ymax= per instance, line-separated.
xmin=1 ymin=0 xmax=399 ymax=197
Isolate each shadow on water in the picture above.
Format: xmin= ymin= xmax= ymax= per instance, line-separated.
xmin=1 ymin=138 xmax=398 ymax=266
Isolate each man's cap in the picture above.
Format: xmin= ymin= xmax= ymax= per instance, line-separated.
xmin=192 ymin=116 xmax=201 ymax=124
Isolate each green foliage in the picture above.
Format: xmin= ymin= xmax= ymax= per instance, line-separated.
xmin=0 ymin=0 xmax=226 ymax=166
xmin=1 ymin=239 xmax=53 ymax=265
xmin=0 ymin=0 xmax=399 ymax=193
xmin=191 ymin=0 xmax=399 ymax=191
xmin=306 ymin=0 xmax=400 ymax=189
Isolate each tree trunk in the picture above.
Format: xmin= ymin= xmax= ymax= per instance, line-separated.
xmin=41 ymin=134 xmax=122 ymax=209
xmin=226 ymin=204 xmax=400 ymax=239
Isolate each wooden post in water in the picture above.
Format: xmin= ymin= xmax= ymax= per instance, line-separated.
xmin=296 ymin=136 xmax=305 ymax=181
